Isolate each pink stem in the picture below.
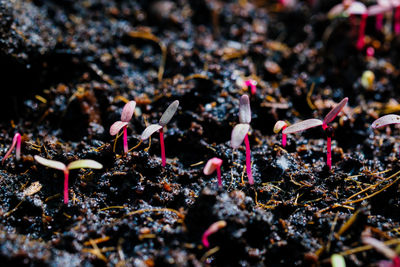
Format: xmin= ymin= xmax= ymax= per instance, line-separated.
xmin=282 ymin=125 xmax=287 ymax=147
xmin=376 ymin=13 xmax=383 ymax=31
xmin=15 ymin=133 xmax=21 ymax=161
xmin=244 ymin=134 xmax=254 ymax=185
xmin=395 ymin=6 xmax=400 ymax=35
xmin=123 ymin=126 xmax=128 ymax=154
xmin=63 ymin=169 xmax=69 ymax=204
xmin=159 ymin=129 xmax=166 ymax=167
xmin=217 ymin=166 xmax=222 ymax=187
xmin=356 ymin=13 xmax=368 ymax=51
xmin=202 ymin=232 xmax=210 ymax=248
xmin=327 ymin=137 xmax=332 ymax=169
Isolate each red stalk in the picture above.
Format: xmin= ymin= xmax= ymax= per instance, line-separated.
xmin=376 ymin=13 xmax=383 ymax=31
xmin=159 ymin=128 xmax=166 ymax=167
xmin=216 ymin=166 xmax=222 ymax=187
xmin=63 ymin=169 xmax=69 ymax=204
xmin=123 ymin=126 xmax=128 ymax=154
xmin=395 ymin=6 xmax=400 ymax=35
xmin=356 ymin=13 xmax=368 ymax=51
xmin=244 ymin=134 xmax=254 ymax=185
xmin=327 ymin=137 xmax=332 ymax=169
xmin=282 ymin=125 xmax=287 ymax=147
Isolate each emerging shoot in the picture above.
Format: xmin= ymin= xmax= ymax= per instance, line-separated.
xmin=273 ymin=120 xmax=288 ymax=147
xmin=204 ymin=157 xmax=223 ymax=187
xmin=141 ymin=100 xmax=179 ymax=167
xmin=34 ymin=155 xmax=103 ymax=204
xmin=231 ymin=95 xmax=253 ymax=184
xmin=283 ymin=97 xmax=348 ymax=169
xmin=202 ymin=220 xmax=227 ymax=248
xmin=110 ymin=101 xmax=136 ymax=154
xmin=244 ymin=79 xmax=257 ymax=95
xmin=2 ymin=132 xmax=21 ymax=165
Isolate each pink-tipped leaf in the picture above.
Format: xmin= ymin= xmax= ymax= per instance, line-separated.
xmin=273 ymin=120 xmax=287 ymax=133
xmin=141 ymin=124 xmax=163 ymax=140
xmin=283 ymin=119 xmax=323 ymax=134
xmin=34 ymin=155 xmax=66 ymax=171
xmin=68 ymin=160 xmax=103 ymax=170
xmin=159 ymin=100 xmax=179 ymax=126
xmin=371 ymin=114 xmax=400 ymax=129
xmin=323 ymin=98 xmax=348 ymax=126
xmin=110 ymin=121 xmax=129 ymax=136
xmin=231 ymin=123 xmax=250 ymax=149
xmin=203 ymin=157 xmax=223 ymax=175
xmin=239 ymin=95 xmax=251 ymax=124
xmin=120 ymin=101 xmax=136 ymax=122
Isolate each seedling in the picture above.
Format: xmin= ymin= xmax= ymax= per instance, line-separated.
xmin=204 ymin=157 xmax=223 ymax=187
xmin=244 ymin=79 xmax=257 ymax=95
xmin=372 ymin=114 xmax=400 ymax=157
xmin=273 ymin=120 xmax=288 ymax=147
xmin=231 ymin=95 xmax=254 ymax=184
xmin=2 ymin=132 xmax=21 ymax=165
xmin=328 ymin=1 xmax=368 ymax=50
xmin=110 ymin=101 xmax=136 ymax=154
xmin=141 ymin=100 xmax=179 ymax=167
xmin=202 ymin=220 xmax=227 ymax=248
xmin=362 ymin=236 xmax=400 ymax=267
xmin=283 ymin=97 xmax=348 ymax=169
xmin=34 ymin=155 xmax=103 ymax=204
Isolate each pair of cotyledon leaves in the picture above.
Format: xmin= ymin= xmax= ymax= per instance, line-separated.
xmin=231 ymin=95 xmax=251 ymax=149
xmin=109 ymin=100 xmax=180 ymax=139
xmin=281 ymin=97 xmax=348 ymax=135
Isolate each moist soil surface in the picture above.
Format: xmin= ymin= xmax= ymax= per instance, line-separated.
xmin=1 ymin=0 xmax=400 ymax=266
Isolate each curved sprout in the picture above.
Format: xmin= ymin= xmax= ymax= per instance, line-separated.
xmin=239 ymin=95 xmax=251 ymax=124
xmin=283 ymin=119 xmax=323 ymax=134
xmin=159 ymin=100 xmax=179 ymax=126
xmin=273 ymin=120 xmax=287 ymax=133
xmin=2 ymin=132 xmax=21 ymax=164
xmin=141 ymin=124 xmax=163 ymax=140
xmin=231 ymin=124 xmax=250 ymax=149
xmin=34 ymin=155 xmax=66 ymax=171
xmin=110 ymin=121 xmax=129 ymax=136
xmin=371 ymin=114 xmax=400 ymax=128
xmin=68 ymin=160 xmax=103 ymax=170
xmin=323 ymin=97 xmax=348 ymax=126
xmin=121 ymin=101 xmax=136 ymax=122
xmin=202 ymin=220 xmax=227 ymax=248
xmin=203 ymin=157 xmax=223 ymax=175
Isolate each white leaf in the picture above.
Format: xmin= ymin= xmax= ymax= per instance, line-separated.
xmin=141 ymin=124 xmax=163 ymax=140
xmin=239 ymin=95 xmax=251 ymax=124
xmin=68 ymin=160 xmax=103 ymax=170
xmin=231 ymin=124 xmax=250 ymax=149
xmin=371 ymin=114 xmax=400 ymax=129
xmin=283 ymin=119 xmax=323 ymax=134
xmin=159 ymin=100 xmax=179 ymax=126
xmin=34 ymin=155 xmax=66 ymax=171
xmin=203 ymin=157 xmax=223 ymax=175
xmin=121 ymin=101 xmax=136 ymax=122
xmin=109 ymin=121 xmax=128 ymax=136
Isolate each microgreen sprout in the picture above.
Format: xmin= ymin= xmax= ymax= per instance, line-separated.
xmin=273 ymin=120 xmax=288 ymax=147
xmin=362 ymin=236 xmax=400 ymax=266
xmin=202 ymin=220 xmax=227 ymax=248
xmin=2 ymin=132 xmax=21 ymax=165
xmin=328 ymin=1 xmax=368 ymax=50
xmin=283 ymin=97 xmax=348 ymax=169
xmin=141 ymin=100 xmax=179 ymax=167
xmin=372 ymin=114 xmax=400 ymax=157
xmin=231 ymin=95 xmax=253 ymax=184
xmin=204 ymin=157 xmax=223 ymax=187
xmin=34 ymin=155 xmax=103 ymax=204
xmin=244 ymin=79 xmax=257 ymax=95
xmin=110 ymin=101 xmax=136 ymax=154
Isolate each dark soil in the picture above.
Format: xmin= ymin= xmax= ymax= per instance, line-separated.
xmin=1 ymin=0 xmax=400 ymax=266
